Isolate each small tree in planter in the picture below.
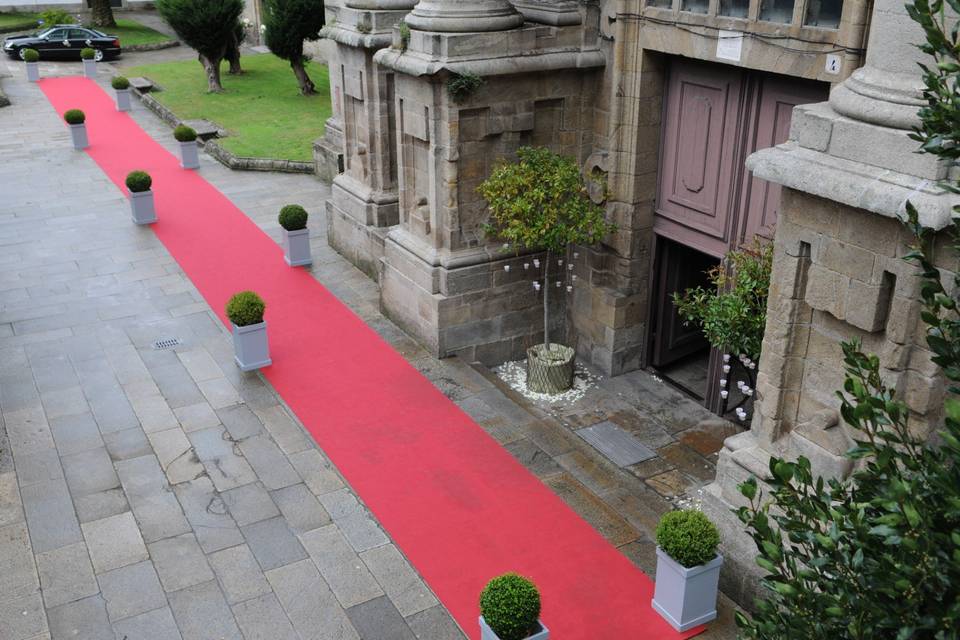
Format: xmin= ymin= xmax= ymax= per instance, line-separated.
xmin=278 ymin=204 xmax=312 ymax=266
xmin=651 ymin=510 xmax=722 ymax=631
xmin=479 ymin=146 xmax=614 ymax=394
xmin=112 ymin=76 xmax=132 ymax=112
xmin=125 ymin=170 xmax=157 ymax=225
xmin=64 ymin=109 xmax=88 ymax=150
xmin=174 ymin=125 xmax=200 ymax=169
xmin=23 ymin=48 xmax=40 ymax=82
xmin=479 ymin=573 xmax=548 ymax=640
xmin=80 ymin=47 xmax=97 ymax=78
xmin=226 ymin=291 xmax=272 ymax=371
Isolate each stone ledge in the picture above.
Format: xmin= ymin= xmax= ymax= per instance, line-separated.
xmin=124 ymin=40 xmax=180 ymax=53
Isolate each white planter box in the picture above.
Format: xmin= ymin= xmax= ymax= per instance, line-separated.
xmin=115 ymin=88 xmax=131 ymax=112
xmin=129 ymin=190 xmax=157 ymax=225
xmin=479 ymin=617 xmax=549 ymax=640
xmin=652 ymin=547 xmax=723 ymax=632
xmin=83 ymin=59 xmax=97 ymax=78
xmin=179 ymin=140 xmax=200 ymax=169
xmin=232 ymin=321 xmax=272 ymax=371
xmin=25 ymin=61 xmax=39 ymax=82
xmin=282 ymin=228 xmax=312 ymax=266
xmin=69 ymin=123 xmax=88 ymax=150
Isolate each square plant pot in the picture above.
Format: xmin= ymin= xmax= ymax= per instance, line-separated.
xmin=479 ymin=617 xmax=549 ymax=640
xmin=179 ymin=140 xmax=200 ymax=169
xmin=651 ymin=547 xmax=723 ymax=632
xmin=282 ymin=228 xmax=312 ymax=266
xmin=69 ymin=123 xmax=88 ymax=150
xmin=83 ymin=59 xmax=97 ymax=78
xmin=232 ymin=321 xmax=272 ymax=371
xmin=26 ymin=61 xmax=39 ymax=82
xmin=129 ymin=190 xmax=157 ymax=225
xmin=115 ymin=88 xmax=131 ymax=112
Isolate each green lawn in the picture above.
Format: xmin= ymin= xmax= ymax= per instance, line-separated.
xmin=0 ymin=12 xmax=40 ymax=31
xmin=110 ymin=19 xmax=174 ymax=47
xmin=126 ymin=54 xmax=331 ymax=162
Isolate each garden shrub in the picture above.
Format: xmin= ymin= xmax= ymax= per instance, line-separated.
xmin=22 ymin=48 xmax=39 ymax=63
xmin=111 ymin=76 xmax=130 ymax=90
xmin=80 ymin=47 xmax=96 ymax=60
xmin=63 ymin=109 xmax=85 ymax=125
xmin=125 ymin=170 xmax=152 ymax=193
xmin=173 ymin=124 xmax=198 ymax=142
xmin=226 ymin=291 xmax=266 ymax=326
xmin=278 ymin=204 xmax=308 ymax=231
xmin=38 ymin=10 xmax=75 ymax=26
xmin=479 ymin=573 xmax=541 ymax=640
xmin=655 ymin=510 xmax=720 ymax=568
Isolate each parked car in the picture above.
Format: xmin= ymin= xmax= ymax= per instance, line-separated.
xmin=3 ymin=25 xmax=121 ymax=61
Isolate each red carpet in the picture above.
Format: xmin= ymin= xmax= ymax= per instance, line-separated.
xmin=41 ymin=76 xmax=705 ymax=639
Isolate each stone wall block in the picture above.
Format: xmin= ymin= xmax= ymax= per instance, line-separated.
xmin=790 ymin=103 xmax=834 ymax=152
xmin=844 ymin=277 xmax=893 ymax=332
xmin=804 ymin=264 xmax=849 ymax=320
xmin=819 ymin=237 xmax=877 ymax=282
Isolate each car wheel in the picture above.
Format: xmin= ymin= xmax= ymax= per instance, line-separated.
xmin=17 ymin=48 xmax=26 ymax=61
xmin=93 ymin=49 xmax=104 ymax=62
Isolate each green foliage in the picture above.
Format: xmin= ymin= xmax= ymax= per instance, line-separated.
xmin=262 ymin=0 xmax=325 ymax=64
xmin=397 ymin=21 xmax=410 ymax=51
xmin=154 ymin=0 xmax=244 ymax=62
xmin=38 ymin=10 xmax=75 ymax=26
xmin=673 ymin=239 xmax=773 ymax=361
xmin=22 ymin=48 xmax=39 ymax=63
xmin=479 ymin=573 xmax=541 ymax=640
xmin=80 ymin=47 xmax=96 ymax=60
xmin=447 ymin=72 xmax=484 ymax=103
xmin=63 ymin=109 xmax=85 ymax=125
xmin=278 ymin=204 xmax=308 ymax=231
xmin=111 ymin=75 xmax=130 ymax=90
xmin=655 ymin=510 xmax=720 ymax=568
xmin=226 ymin=291 xmax=266 ymax=326
xmin=173 ymin=124 xmax=198 ymax=142
xmin=125 ymin=170 xmax=152 ymax=193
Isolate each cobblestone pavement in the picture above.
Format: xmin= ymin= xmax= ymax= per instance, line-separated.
xmin=0 ymin=48 xmax=739 ymax=639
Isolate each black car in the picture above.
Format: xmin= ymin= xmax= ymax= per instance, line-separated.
xmin=3 ymin=25 xmax=121 ymax=61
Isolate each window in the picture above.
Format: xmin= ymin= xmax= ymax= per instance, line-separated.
xmin=681 ymin=0 xmax=710 ymax=13
xmin=69 ymin=29 xmax=91 ymax=40
xmin=759 ymin=0 xmax=795 ymax=23
xmin=718 ymin=0 xmax=750 ymax=18
xmin=804 ymin=0 xmax=843 ymax=28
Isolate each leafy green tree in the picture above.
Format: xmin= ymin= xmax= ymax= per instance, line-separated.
xmin=90 ymin=0 xmax=117 ymax=28
xmin=478 ymin=147 xmax=614 ymax=352
xmin=734 ymin=1 xmax=960 ymax=637
xmin=263 ymin=0 xmax=325 ymax=95
xmin=155 ymin=0 xmax=244 ymax=93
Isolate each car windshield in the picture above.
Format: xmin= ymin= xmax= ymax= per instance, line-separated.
xmin=35 ymin=28 xmax=55 ymax=38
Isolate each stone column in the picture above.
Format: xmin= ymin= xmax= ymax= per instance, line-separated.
xmin=404 ymin=0 xmax=523 ymax=31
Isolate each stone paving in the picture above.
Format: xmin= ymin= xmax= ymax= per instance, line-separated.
xmin=0 ymin=44 xmax=739 ymax=640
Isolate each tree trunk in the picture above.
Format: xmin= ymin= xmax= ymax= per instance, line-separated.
xmin=199 ymin=54 xmax=224 ymax=93
xmin=543 ymin=250 xmax=550 ymax=352
xmin=90 ymin=0 xmax=117 ymax=28
xmin=290 ymin=59 xmax=316 ymax=95
xmin=226 ymin=32 xmax=242 ymax=75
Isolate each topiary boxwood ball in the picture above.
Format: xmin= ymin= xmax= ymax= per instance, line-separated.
xmin=655 ymin=509 xmax=720 ymax=568
xmin=23 ymin=48 xmax=39 ymax=63
xmin=111 ymin=76 xmax=130 ymax=90
xmin=174 ymin=125 xmax=197 ymax=142
xmin=226 ymin=291 xmax=266 ymax=327
xmin=480 ymin=573 xmax=541 ymax=640
xmin=125 ymin=171 xmax=152 ymax=193
xmin=80 ymin=47 xmax=96 ymax=60
xmin=278 ymin=204 xmax=308 ymax=231
xmin=63 ymin=109 xmax=85 ymax=125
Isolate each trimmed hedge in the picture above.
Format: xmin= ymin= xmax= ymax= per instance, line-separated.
xmin=80 ymin=47 xmax=96 ymax=60
xmin=226 ymin=291 xmax=266 ymax=327
xmin=655 ymin=509 xmax=720 ymax=568
xmin=125 ymin=170 xmax=152 ymax=193
xmin=479 ymin=573 xmax=541 ymax=640
xmin=278 ymin=204 xmax=308 ymax=231
xmin=173 ymin=124 xmax=197 ymax=142
xmin=112 ymin=75 xmax=130 ymax=90
xmin=22 ymin=48 xmax=39 ymax=63
xmin=63 ymin=109 xmax=85 ymax=125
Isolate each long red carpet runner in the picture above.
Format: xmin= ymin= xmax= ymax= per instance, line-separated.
xmin=41 ymin=76 xmax=704 ymax=639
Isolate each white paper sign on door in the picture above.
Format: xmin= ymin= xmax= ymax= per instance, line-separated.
xmin=716 ymin=30 xmax=743 ymax=62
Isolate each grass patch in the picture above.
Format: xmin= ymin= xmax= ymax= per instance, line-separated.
xmin=110 ymin=19 xmax=174 ymax=47
xmin=0 ymin=12 xmax=39 ymax=32
xmin=125 ymin=53 xmax=331 ymax=162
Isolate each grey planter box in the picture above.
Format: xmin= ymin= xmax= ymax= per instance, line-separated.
xmin=129 ymin=190 xmax=157 ymax=225
xmin=69 ymin=123 xmax=88 ymax=150
xmin=115 ymin=88 xmax=131 ymax=112
xmin=652 ymin=547 xmax=723 ymax=631
xmin=26 ymin=61 xmax=39 ymax=82
xmin=479 ymin=617 xmax=549 ymax=640
xmin=179 ymin=140 xmax=200 ymax=169
xmin=83 ymin=59 xmax=97 ymax=78
xmin=232 ymin=321 xmax=272 ymax=371
xmin=282 ymin=228 xmax=312 ymax=266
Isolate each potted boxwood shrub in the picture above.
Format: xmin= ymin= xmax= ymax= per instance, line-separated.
xmin=23 ymin=48 xmax=40 ymax=82
xmin=278 ymin=204 xmax=312 ymax=267
xmin=80 ymin=47 xmax=97 ymax=78
xmin=126 ymin=170 xmax=157 ymax=225
xmin=174 ymin=124 xmax=200 ymax=169
xmin=651 ymin=510 xmax=723 ymax=631
xmin=227 ymin=291 xmax=272 ymax=371
xmin=112 ymin=76 xmax=132 ymax=112
xmin=479 ymin=573 xmax=548 ymax=640
xmin=478 ymin=147 xmax=614 ymax=394
xmin=64 ymin=109 xmax=88 ymax=150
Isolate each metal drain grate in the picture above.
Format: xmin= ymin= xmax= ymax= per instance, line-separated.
xmin=576 ymin=421 xmax=656 ymax=467
xmin=152 ymin=337 xmax=182 ymax=350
